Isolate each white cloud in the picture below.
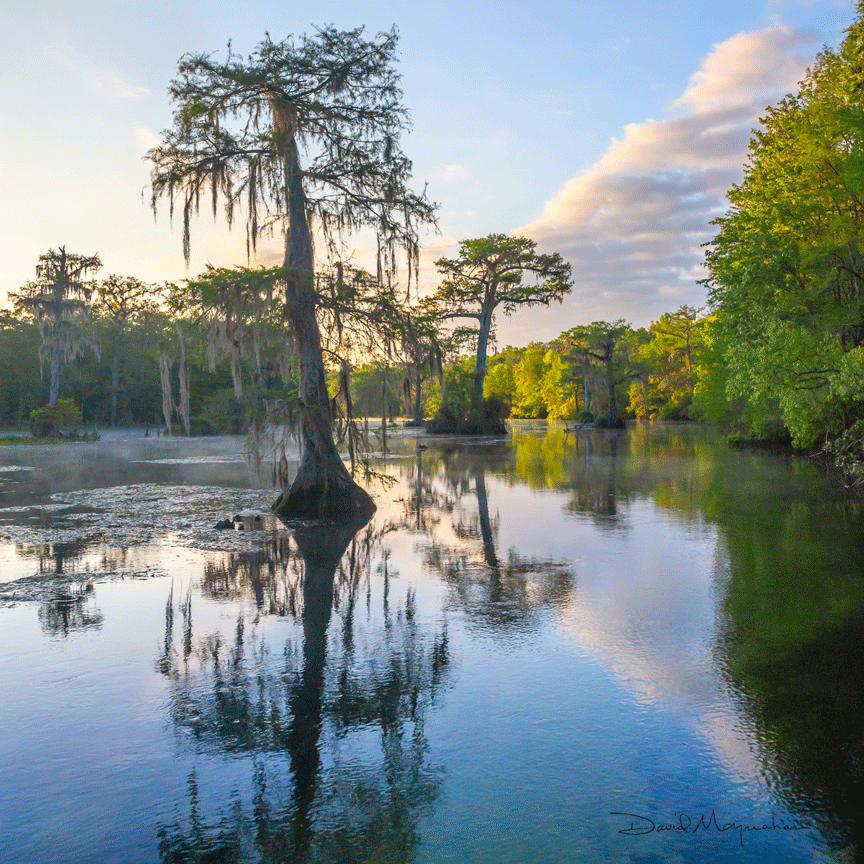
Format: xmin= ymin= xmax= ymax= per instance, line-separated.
xmin=88 ymin=72 xmax=150 ymax=102
xmin=512 ymin=26 xmax=819 ymax=334
xmin=673 ymin=26 xmax=815 ymax=112
xmin=441 ymin=163 xmax=469 ymax=181
xmin=133 ymin=125 xmax=161 ymax=152
xmin=41 ymin=40 xmax=151 ymax=105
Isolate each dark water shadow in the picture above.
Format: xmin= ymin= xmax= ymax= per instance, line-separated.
xmin=37 ymin=583 xmax=103 ymax=637
xmin=156 ymin=513 xmax=450 ymax=864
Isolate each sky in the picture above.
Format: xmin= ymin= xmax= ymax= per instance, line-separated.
xmin=0 ymin=0 xmax=857 ymax=348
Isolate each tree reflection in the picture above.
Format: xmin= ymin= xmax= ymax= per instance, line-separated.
xmin=156 ymin=515 xmax=450 ymax=863
xmin=564 ymin=431 xmax=621 ymax=520
xmin=37 ymin=583 xmax=103 ymax=636
xmin=200 ymin=535 xmax=302 ymax=616
xmin=730 ymin=614 xmax=864 ymax=863
xmin=412 ymin=447 xmax=575 ymax=634
xmin=506 ymin=428 xmax=655 ymax=525
xmin=715 ymin=476 xmax=864 ymax=862
xmin=403 ymin=444 xmax=444 ymax=533
xmin=16 ymin=537 xmax=96 ymax=576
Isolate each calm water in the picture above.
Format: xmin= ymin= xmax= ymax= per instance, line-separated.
xmin=1 ymin=424 xmax=862 ymax=864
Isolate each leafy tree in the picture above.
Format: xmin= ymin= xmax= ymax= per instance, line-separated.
xmin=564 ymin=321 xmax=646 ymax=427
xmin=511 ymin=343 xmax=548 ymax=418
xmin=482 ymin=345 xmax=522 ymax=409
xmin=29 ymin=399 xmax=83 ymax=438
xmin=312 ymin=263 xmax=438 ymax=461
xmin=556 ymin=324 xmax=598 ymax=420
xmin=171 ymin=265 xmax=291 ymax=435
xmin=398 ymin=311 xmax=442 ymax=426
xmin=541 ymin=347 xmax=577 ymax=420
xmin=629 ymin=305 xmax=705 ymax=421
xmin=425 ymin=234 xmax=572 ymax=416
xmin=425 ymin=356 xmax=489 ymax=433
xmin=148 ymin=26 xmax=436 ymax=517
xmin=704 ymin=9 xmax=864 ymax=451
xmin=0 ymin=309 xmax=42 ymax=426
xmin=10 ymin=247 xmax=102 ymax=407
xmin=349 ymin=362 xmax=403 ymax=419
xmin=93 ymin=275 xmax=159 ymax=425
xmin=483 ymin=360 xmax=516 ymax=408
xmin=157 ymin=315 xmax=192 ymax=437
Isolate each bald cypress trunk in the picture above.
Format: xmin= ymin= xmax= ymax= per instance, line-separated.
xmin=414 ymin=370 xmax=423 ymax=425
xmin=272 ymin=128 xmax=374 ymax=520
xmin=111 ymin=352 xmax=119 ymax=426
xmin=49 ymin=344 xmax=61 ymax=407
xmin=472 ymin=307 xmax=493 ymax=408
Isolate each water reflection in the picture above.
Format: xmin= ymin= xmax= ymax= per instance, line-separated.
xmin=416 ymin=427 xmax=864 ymax=859
xmin=565 ymin=430 xmax=622 ymax=521
xmin=156 ymin=515 xmax=449 ymax=863
xmin=37 ymin=583 xmax=103 ymax=636
xmin=715 ymin=475 xmax=864 ymax=862
xmin=407 ymin=446 xmax=576 ymax=636
xmin=200 ymin=536 xmax=301 ymax=615
xmin=5 ymin=425 xmax=864 ymax=863
xmin=20 ymin=538 xmax=94 ymax=575
xmin=730 ymin=613 xmax=864 ymax=863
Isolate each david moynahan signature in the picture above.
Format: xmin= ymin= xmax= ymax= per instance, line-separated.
xmin=610 ymin=810 xmax=814 ymax=847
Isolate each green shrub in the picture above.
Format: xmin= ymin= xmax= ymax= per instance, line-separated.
xmin=427 ymin=395 xmax=509 ymax=435
xmin=30 ymin=400 xmax=83 ymax=438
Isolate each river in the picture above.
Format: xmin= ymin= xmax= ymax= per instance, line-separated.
xmin=0 ymin=423 xmax=861 ymax=863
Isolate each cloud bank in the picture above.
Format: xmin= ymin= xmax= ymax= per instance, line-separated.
xmin=513 ymin=26 xmax=818 ymax=334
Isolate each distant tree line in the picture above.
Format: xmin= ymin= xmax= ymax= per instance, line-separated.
xmin=6 ymin=9 xmax=864 ymax=492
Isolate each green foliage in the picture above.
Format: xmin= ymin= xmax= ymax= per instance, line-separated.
xmin=482 ymin=345 xmax=524 ymax=415
xmin=193 ymin=388 xmax=245 ymax=435
xmin=29 ymin=399 xmax=83 ymax=438
xmin=541 ymin=348 xmax=577 ymax=420
xmin=483 ymin=360 xmax=515 ymax=406
xmin=173 ymin=264 xmax=289 ymax=405
xmin=562 ymin=320 xmax=646 ymax=426
xmin=429 ymin=361 xmax=474 ymax=428
xmin=690 ymin=315 xmax=738 ymax=425
xmin=426 ymin=396 xmax=509 ymax=435
xmin=92 ymin=275 xmax=160 ymax=425
xmin=424 ymin=233 xmax=573 ymax=415
xmin=349 ymin=362 xmax=404 ymax=419
xmin=0 ymin=309 xmax=43 ymax=425
xmin=824 ymin=417 xmax=864 ymax=486
xmin=703 ymin=8 xmax=864 ymax=460
xmin=10 ymin=247 xmax=102 ymax=407
xmin=630 ymin=306 xmax=704 ymax=421
xmin=31 ymin=399 xmax=82 ymax=425
xmin=430 ymin=234 xmax=573 ymax=320
xmin=427 ymin=359 xmax=508 ymax=434
xmin=512 ymin=344 xmax=548 ymax=418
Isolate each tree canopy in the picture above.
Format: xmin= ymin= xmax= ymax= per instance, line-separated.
xmin=11 ymin=247 xmax=102 ymax=408
xmin=147 ymin=25 xmax=435 ymax=283
xmin=424 ymin=233 xmax=572 ymax=425
xmin=704 ymin=9 xmax=864 ymax=452
xmin=148 ymin=26 xmax=436 ymax=517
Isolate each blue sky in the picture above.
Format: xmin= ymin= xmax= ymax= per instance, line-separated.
xmin=0 ymin=0 xmax=856 ymax=346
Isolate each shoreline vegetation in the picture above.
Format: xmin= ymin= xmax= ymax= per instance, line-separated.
xmin=4 ymin=14 xmax=864 ymax=488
